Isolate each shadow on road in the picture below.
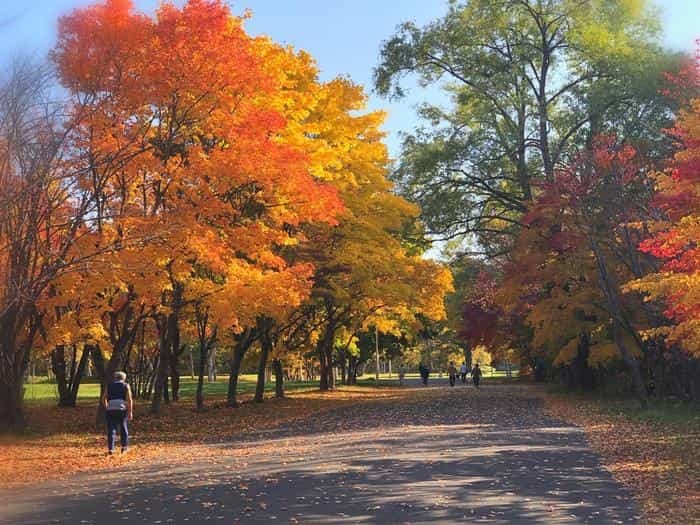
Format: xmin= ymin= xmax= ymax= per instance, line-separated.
xmin=1 ymin=384 xmax=639 ymax=524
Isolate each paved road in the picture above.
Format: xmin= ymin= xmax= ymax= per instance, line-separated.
xmin=1 ymin=382 xmax=639 ymax=524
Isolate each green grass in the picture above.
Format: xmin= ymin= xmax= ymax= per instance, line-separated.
xmin=23 ymin=365 xmax=520 ymax=403
xmin=23 ymin=374 xmax=319 ymax=404
xmin=546 ymin=384 xmax=700 ymax=427
xmin=602 ymin=398 xmax=700 ymax=427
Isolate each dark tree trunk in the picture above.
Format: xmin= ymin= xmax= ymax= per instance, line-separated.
xmin=168 ymin=308 xmax=182 ymax=401
xmin=568 ymin=333 xmax=594 ymax=392
xmin=90 ymin=345 xmax=106 ymax=384
xmin=462 ymin=346 xmax=472 ymax=372
xmin=151 ymin=315 xmax=170 ymax=414
xmin=325 ymin=346 xmax=335 ymax=389
xmin=169 ymin=358 xmax=180 ymax=402
xmin=196 ymin=340 xmax=208 ymax=411
xmin=0 ymin=373 xmax=25 ymax=428
xmin=0 ymin=306 xmax=41 ymax=427
xmin=273 ymin=358 xmax=284 ymax=398
xmin=318 ymin=312 xmax=336 ymax=391
xmin=227 ymin=329 xmax=255 ymax=407
xmin=51 ymin=345 xmax=91 ymax=407
xmin=255 ymin=322 xmax=273 ymax=403
xmin=51 ymin=345 xmax=70 ymax=406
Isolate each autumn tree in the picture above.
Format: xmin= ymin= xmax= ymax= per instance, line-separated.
xmin=288 ymin=81 xmax=451 ymax=389
xmin=375 ymin=0 xmax=679 ymax=255
xmin=625 ymin=56 xmax=700 ymax=396
xmin=498 ymin=136 xmax=665 ymax=403
xmin=0 ymin=58 xmax=119 ymax=425
xmin=52 ymin=0 xmax=343 ymax=413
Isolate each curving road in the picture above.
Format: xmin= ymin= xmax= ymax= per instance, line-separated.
xmin=0 ymin=382 xmax=639 ymax=524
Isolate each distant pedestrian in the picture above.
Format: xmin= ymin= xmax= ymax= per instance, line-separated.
xmin=419 ymin=362 xmax=430 ymax=386
xmin=471 ymin=363 xmax=482 ymax=389
xmin=459 ymin=362 xmax=468 ymax=384
xmin=447 ymin=361 xmax=457 ymax=387
xmin=101 ymin=371 xmax=133 ymax=455
xmin=398 ymin=364 xmax=406 ymax=386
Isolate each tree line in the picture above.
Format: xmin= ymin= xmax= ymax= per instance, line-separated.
xmin=0 ymin=0 xmax=453 ymax=426
xmin=376 ymin=0 xmax=700 ymax=405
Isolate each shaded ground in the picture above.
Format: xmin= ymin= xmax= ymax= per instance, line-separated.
xmin=0 ymin=382 xmax=639 ymax=524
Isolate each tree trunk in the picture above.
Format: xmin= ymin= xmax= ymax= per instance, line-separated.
xmin=51 ymin=345 xmax=71 ymax=406
xmin=196 ymin=341 xmax=208 ymax=411
xmin=227 ymin=329 xmax=254 ymax=407
xmin=590 ymin=238 xmax=647 ymax=407
xmin=208 ymin=347 xmax=217 ymax=382
xmin=462 ymin=346 xmax=472 ymax=372
xmin=0 ymin=307 xmax=41 ymax=427
xmin=612 ymin=320 xmax=648 ymax=407
xmin=273 ymin=358 xmax=284 ymax=398
xmin=51 ymin=345 xmax=91 ymax=407
xmin=0 ymin=374 xmax=25 ymax=428
xmin=254 ymin=324 xmax=273 ymax=403
xmin=168 ymin=310 xmax=182 ymax=401
xmin=151 ymin=315 xmax=170 ymax=414
xmin=318 ymin=314 xmax=336 ymax=391
xmin=339 ymin=352 xmax=347 ymax=385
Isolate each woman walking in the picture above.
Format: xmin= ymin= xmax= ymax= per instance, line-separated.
xmin=101 ymin=371 xmax=134 ymax=455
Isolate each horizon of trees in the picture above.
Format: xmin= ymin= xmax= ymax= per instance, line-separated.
xmin=376 ymin=0 xmax=700 ymax=405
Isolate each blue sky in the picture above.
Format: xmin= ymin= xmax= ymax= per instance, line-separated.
xmin=1 ymin=0 xmax=698 ymax=157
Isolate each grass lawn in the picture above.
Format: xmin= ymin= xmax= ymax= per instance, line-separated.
xmin=544 ymin=392 xmax=700 ymax=524
xmin=23 ymin=374 xmax=319 ymax=404
xmin=24 ymin=366 xmax=518 ymax=403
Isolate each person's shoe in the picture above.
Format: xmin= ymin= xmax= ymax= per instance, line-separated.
xmin=121 ymin=447 xmax=128 ymax=454
xmin=108 ymin=449 xmax=114 ymax=456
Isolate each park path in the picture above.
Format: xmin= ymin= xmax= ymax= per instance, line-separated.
xmin=0 ymin=381 xmax=639 ymax=524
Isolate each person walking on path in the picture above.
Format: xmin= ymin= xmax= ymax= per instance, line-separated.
xmin=418 ymin=362 xmax=430 ymax=386
xmin=447 ymin=361 xmax=457 ymax=387
xmin=471 ymin=363 xmax=482 ymax=389
xmin=459 ymin=362 xmax=468 ymax=384
xmin=101 ymin=371 xmax=134 ymax=455
xmin=398 ymin=364 xmax=406 ymax=386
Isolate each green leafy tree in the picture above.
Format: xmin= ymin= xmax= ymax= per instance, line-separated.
xmin=375 ymin=0 xmax=680 ymax=255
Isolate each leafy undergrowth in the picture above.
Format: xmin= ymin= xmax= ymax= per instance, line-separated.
xmin=544 ymin=393 xmax=700 ymax=524
xmin=0 ymin=386 xmax=413 ymax=489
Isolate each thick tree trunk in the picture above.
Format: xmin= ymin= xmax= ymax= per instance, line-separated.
xmin=51 ymin=345 xmax=91 ymax=407
xmin=273 ymin=358 xmax=284 ymax=398
xmin=612 ymin=321 xmax=648 ymax=406
xmin=318 ymin=315 xmax=336 ymax=391
xmin=51 ymin=345 xmax=70 ymax=406
xmin=151 ymin=315 xmax=170 ymax=414
xmin=0 ymin=307 xmax=40 ymax=427
xmin=227 ymin=329 xmax=254 ymax=407
xmin=0 ymin=358 xmax=26 ymax=428
xmin=254 ymin=324 xmax=273 ymax=403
